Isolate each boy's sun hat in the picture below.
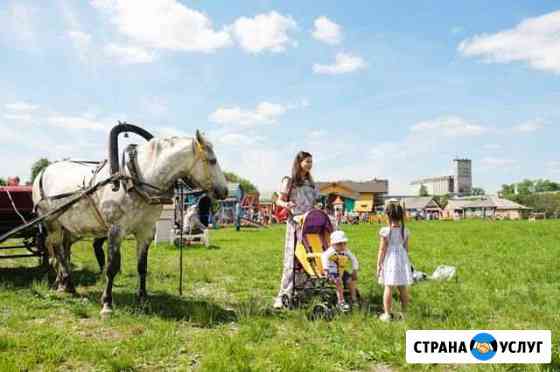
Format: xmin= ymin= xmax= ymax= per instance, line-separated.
xmin=330 ymin=230 xmax=348 ymax=244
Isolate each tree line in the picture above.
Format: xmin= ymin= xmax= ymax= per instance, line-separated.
xmin=500 ymin=179 xmax=560 ymax=217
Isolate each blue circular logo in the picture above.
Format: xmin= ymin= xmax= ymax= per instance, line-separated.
xmin=470 ymin=333 xmax=497 ymax=361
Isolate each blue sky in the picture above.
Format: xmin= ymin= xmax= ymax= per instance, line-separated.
xmin=1 ymin=0 xmax=559 ymax=194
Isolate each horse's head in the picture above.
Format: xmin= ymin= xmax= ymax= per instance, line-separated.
xmin=185 ymin=130 xmax=228 ymax=200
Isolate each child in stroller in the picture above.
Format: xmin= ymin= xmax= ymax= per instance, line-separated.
xmin=282 ymin=209 xmax=359 ymax=319
xmin=321 ymin=230 xmax=359 ymax=312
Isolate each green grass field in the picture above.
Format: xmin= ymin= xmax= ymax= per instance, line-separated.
xmin=0 ymin=220 xmax=558 ymax=371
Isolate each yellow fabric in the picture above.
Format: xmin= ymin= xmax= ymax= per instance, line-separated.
xmin=295 ymin=233 xmax=326 ymax=277
xmin=329 ymin=254 xmax=350 ymax=273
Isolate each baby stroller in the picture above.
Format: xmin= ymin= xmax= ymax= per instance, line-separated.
xmin=281 ymin=209 xmax=357 ymax=320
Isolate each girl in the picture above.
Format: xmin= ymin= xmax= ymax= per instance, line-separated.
xmin=377 ymin=200 xmax=413 ymax=321
xmin=273 ymin=151 xmax=319 ymax=309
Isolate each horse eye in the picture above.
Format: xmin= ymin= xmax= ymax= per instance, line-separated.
xmin=209 ymin=158 xmax=217 ymax=165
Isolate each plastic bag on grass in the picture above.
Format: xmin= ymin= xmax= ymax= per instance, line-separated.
xmin=431 ymin=265 xmax=456 ymax=281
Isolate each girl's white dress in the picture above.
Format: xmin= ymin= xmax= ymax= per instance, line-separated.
xmin=378 ymin=226 xmax=413 ymax=286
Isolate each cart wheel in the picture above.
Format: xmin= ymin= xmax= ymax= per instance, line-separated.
xmin=308 ymin=303 xmax=334 ymax=321
xmin=324 ymin=306 xmax=335 ymax=321
xmin=323 ymin=291 xmax=337 ymax=306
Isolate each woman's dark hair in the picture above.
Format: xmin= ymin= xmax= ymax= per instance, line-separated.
xmin=385 ymin=202 xmax=405 ymax=239
xmin=291 ymin=151 xmax=313 ymax=187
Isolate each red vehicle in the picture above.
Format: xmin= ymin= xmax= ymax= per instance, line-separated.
xmin=0 ymin=185 xmax=47 ymax=262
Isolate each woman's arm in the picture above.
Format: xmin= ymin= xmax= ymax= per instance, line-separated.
xmin=275 ymin=177 xmax=295 ymax=209
xmin=275 ymin=195 xmax=289 ymax=208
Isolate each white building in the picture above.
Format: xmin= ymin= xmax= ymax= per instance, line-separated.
xmin=411 ymin=158 xmax=472 ymax=196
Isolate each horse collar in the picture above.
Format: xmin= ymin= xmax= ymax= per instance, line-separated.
xmin=124 ymin=144 xmax=173 ymax=204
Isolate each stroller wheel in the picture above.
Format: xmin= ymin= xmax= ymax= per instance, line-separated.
xmin=281 ymin=294 xmax=293 ymax=309
xmin=308 ymin=303 xmax=333 ymax=321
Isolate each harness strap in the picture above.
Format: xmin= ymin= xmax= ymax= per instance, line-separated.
xmin=85 ymin=193 xmax=109 ymax=230
xmin=124 ymin=144 xmax=173 ymax=204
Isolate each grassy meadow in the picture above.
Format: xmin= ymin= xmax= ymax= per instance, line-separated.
xmin=0 ymin=220 xmax=559 ymax=371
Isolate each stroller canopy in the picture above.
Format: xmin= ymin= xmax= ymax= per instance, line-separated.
xmin=301 ymin=209 xmax=333 ymax=235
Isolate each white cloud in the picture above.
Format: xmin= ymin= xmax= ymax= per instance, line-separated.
xmin=47 ymin=115 xmax=111 ymax=131
xmin=458 ymin=10 xmax=560 ymax=74
xmin=5 ymin=101 xmax=39 ymax=112
xmin=411 ymin=116 xmax=486 ymax=137
xmin=230 ymin=11 xmax=297 ymax=53
xmin=512 ymin=120 xmax=545 ymax=133
xmin=3 ymin=113 xmax=33 ymax=122
xmin=312 ymin=16 xmax=342 ymax=45
xmin=91 ymin=0 xmax=231 ymax=53
xmin=104 ymin=43 xmax=156 ymax=64
xmin=209 ymin=102 xmax=289 ymax=128
xmin=313 ymin=52 xmax=367 ymax=75
xmin=480 ymin=157 xmax=517 ymax=170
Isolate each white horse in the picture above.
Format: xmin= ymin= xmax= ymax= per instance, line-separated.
xmin=32 ymin=131 xmax=228 ymax=314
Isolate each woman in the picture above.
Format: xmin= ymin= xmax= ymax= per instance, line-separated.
xmin=273 ymin=151 xmax=320 ymax=309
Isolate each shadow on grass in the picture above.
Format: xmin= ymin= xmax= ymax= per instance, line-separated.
xmin=360 ymin=290 xmax=384 ymax=315
xmin=158 ymin=243 xmax=222 ymax=251
xmin=86 ymin=290 xmax=237 ymax=327
xmin=0 ymin=266 xmax=101 ymax=289
xmin=0 ymin=265 xmax=47 ymax=287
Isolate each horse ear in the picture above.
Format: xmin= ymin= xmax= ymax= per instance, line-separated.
xmin=195 ymin=130 xmax=205 ymax=145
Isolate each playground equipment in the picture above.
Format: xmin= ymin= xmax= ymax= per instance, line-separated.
xmin=173 ymin=185 xmax=211 ymax=247
xmin=216 ymin=183 xmax=267 ymax=230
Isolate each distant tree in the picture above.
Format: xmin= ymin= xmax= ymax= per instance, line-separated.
xmin=534 ymin=179 xmax=560 ymax=192
xmin=31 ymin=158 xmax=51 ymax=183
xmin=500 ymin=184 xmax=515 ymax=196
xmin=223 ymin=171 xmax=258 ymax=194
xmin=0 ymin=178 xmax=5 ymax=186
xmin=418 ymin=184 xmax=429 ymax=197
xmin=516 ymin=179 xmax=535 ymax=195
xmin=471 ymin=187 xmax=485 ymax=196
